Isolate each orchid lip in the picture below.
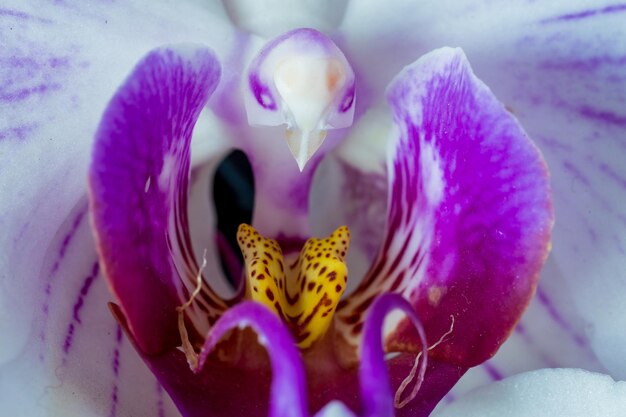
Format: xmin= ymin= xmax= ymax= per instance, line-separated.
xmin=236 ymin=223 xmax=350 ymax=349
xmin=244 ymin=28 xmax=356 ymax=171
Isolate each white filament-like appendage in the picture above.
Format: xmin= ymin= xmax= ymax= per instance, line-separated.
xmin=274 ymin=57 xmax=346 ymax=171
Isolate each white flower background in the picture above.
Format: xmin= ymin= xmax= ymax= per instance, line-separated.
xmin=0 ymin=1 xmax=625 ymax=416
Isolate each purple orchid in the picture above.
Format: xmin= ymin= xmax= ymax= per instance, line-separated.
xmin=1 ymin=1 xmax=626 ymax=417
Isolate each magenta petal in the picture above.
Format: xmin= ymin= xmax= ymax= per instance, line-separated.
xmin=386 ymin=47 xmax=553 ymax=365
xmin=111 ymin=302 xmax=308 ymax=417
xmin=339 ymin=47 xmax=553 ymax=368
xmin=89 ymin=46 xmax=221 ymax=354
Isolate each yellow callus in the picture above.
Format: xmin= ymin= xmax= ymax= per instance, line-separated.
xmin=237 ymin=224 xmax=349 ymax=349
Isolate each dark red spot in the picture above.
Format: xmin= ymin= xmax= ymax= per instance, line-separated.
xmin=319 ymin=266 xmax=327 ymax=275
xmin=251 ymin=270 xmax=256 ymax=277
xmin=335 ymin=284 xmax=342 ymax=293
xmin=257 ymin=274 xmax=265 ymax=280
xmin=265 ymin=288 xmax=275 ymax=301
xmin=328 ymin=271 xmax=337 ymax=282
xmin=307 ymin=282 xmax=316 ymax=291
xmin=296 ymin=332 xmax=311 ymax=344
xmin=343 ymin=314 xmax=360 ymax=325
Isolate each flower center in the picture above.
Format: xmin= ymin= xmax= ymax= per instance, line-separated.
xmin=237 ymin=224 xmax=349 ymax=348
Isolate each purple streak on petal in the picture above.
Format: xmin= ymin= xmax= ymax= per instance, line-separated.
xmin=482 ymin=362 xmax=503 ymax=381
xmin=156 ymin=382 xmax=166 ymax=417
xmin=535 ymin=287 xmax=588 ymax=347
xmin=539 ymin=55 xmax=626 ymax=73
xmin=0 ymin=124 xmax=38 ymax=141
xmin=49 ymin=205 xmax=88 ymax=277
xmin=0 ymin=82 xmax=62 ymax=102
xmin=578 ymin=105 xmax=626 ymax=127
xmin=89 ymin=46 xmax=221 ymax=354
xmin=599 ymin=162 xmax=626 ymax=189
xmin=0 ymin=7 xmax=52 ymax=23
xmin=542 ymin=3 xmax=626 ymax=23
xmin=380 ymin=47 xmax=553 ymax=367
xmin=62 ymin=262 xmax=99 ymax=355
xmin=196 ymin=302 xmax=307 ymax=417
xmin=513 ymin=323 xmax=559 ymax=368
xmin=108 ymin=325 xmax=123 ymax=417
xmin=39 ymin=202 xmax=88 ymax=355
xmin=360 ymin=294 xmax=428 ymax=417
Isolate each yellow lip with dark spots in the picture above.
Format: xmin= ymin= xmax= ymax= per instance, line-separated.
xmin=237 ymin=224 xmax=349 ymax=349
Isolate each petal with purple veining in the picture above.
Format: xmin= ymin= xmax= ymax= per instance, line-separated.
xmin=336 ymin=47 xmax=553 ymax=370
xmin=89 ymin=46 xmax=224 ymax=354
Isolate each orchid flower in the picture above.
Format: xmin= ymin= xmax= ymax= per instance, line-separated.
xmin=1 ymin=1 xmax=625 ymax=417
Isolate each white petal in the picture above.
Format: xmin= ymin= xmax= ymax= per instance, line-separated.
xmin=432 ymin=368 xmax=626 ymax=417
xmin=0 ymin=200 xmax=181 ymax=417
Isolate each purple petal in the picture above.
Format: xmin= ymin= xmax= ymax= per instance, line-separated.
xmin=111 ymin=301 xmax=309 ymax=417
xmin=337 ymin=47 xmax=553 ymax=369
xmin=89 ymin=46 xmax=222 ymax=354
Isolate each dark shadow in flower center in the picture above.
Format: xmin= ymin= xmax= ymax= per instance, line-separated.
xmin=212 ymin=150 xmax=255 ymax=290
